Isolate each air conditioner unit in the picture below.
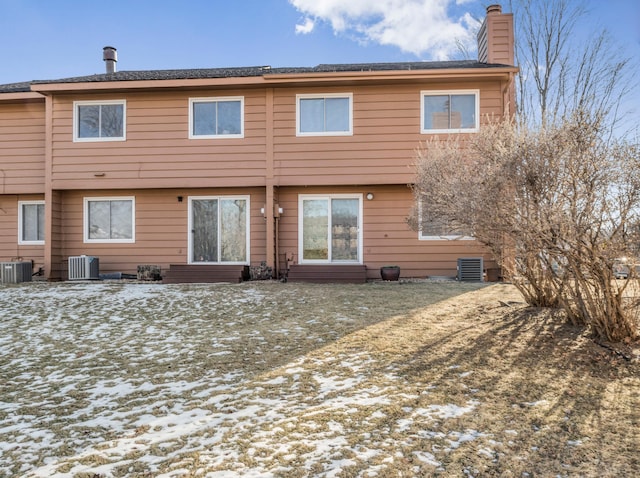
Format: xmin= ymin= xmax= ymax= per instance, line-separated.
xmin=457 ymin=257 xmax=484 ymax=282
xmin=0 ymin=262 xmax=33 ymax=284
xmin=68 ymin=256 xmax=100 ymax=280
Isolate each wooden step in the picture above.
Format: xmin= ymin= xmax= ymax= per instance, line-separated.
xmin=286 ymin=264 xmax=367 ymax=283
xmin=163 ymin=264 xmax=250 ymax=284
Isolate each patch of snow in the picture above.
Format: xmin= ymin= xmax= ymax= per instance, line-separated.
xmin=446 ymin=429 xmax=488 ymax=451
xmin=413 ymin=450 xmax=441 ymax=466
xmin=523 ymin=400 xmax=549 ymax=407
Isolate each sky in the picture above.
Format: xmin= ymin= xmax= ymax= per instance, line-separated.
xmin=0 ymin=0 xmax=639 ymax=128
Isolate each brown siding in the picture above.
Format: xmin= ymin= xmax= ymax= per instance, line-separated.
xmin=49 ymin=190 xmax=63 ymax=279
xmin=46 ymin=81 xmax=506 ymax=189
xmin=50 ymin=91 xmax=267 ymax=190
xmin=0 ymin=101 xmax=46 ymax=194
xmin=488 ymin=15 xmax=515 ymax=65
xmin=55 ymin=188 xmax=266 ymax=276
xmin=276 ymin=185 xmax=494 ymax=280
xmin=0 ymin=196 xmax=18 ymax=261
xmin=273 ymin=82 xmax=504 ymax=186
xmin=0 ymin=194 xmax=45 ymax=271
xmin=478 ymin=9 xmax=514 ymax=66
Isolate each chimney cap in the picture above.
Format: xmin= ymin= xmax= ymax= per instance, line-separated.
xmin=103 ymin=46 xmax=117 ymax=61
xmin=486 ymin=4 xmax=502 ymax=14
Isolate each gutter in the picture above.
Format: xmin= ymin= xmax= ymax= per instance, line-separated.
xmin=29 ymin=67 xmax=519 ymax=93
xmin=264 ymin=66 xmax=519 ymax=83
xmin=0 ymin=91 xmax=45 ymax=101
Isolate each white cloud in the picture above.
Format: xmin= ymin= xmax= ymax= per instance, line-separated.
xmin=295 ymin=17 xmax=315 ymax=34
xmin=288 ymin=0 xmax=480 ymax=60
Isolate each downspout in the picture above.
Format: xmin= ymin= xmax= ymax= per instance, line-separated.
xmin=264 ymin=88 xmax=277 ymax=274
xmin=42 ymin=93 xmax=56 ymax=280
xmin=502 ymin=72 xmax=515 ymax=119
xmin=275 ymin=204 xmax=280 ymax=278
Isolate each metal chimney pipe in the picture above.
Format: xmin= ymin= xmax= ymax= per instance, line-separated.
xmin=103 ymin=46 xmax=117 ymax=74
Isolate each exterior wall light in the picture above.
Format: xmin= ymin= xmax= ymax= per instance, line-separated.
xmin=366 ymin=193 xmax=374 ymax=200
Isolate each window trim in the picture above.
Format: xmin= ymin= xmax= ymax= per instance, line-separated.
xmin=73 ymin=99 xmax=127 ymax=142
xmin=296 ymin=93 xmax=354 ymax=137
xmin=18 ymin=200 xmax=45 ymax=245
xmin=188 ymin=97 xmax=245 ymax=139
xmin=420 ymin=90 xmax=479 ymax=134
xmin=187 ymin=195 xmax=251 ymax=265
xmin=298 ymin=193 xmax=363 ymax=264
xmin=417 ymin=200 xmax=474 ymax=241
xmin=83 ymin=196 xmax=135 ymax=243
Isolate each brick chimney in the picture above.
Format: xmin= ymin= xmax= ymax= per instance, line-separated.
xmin=103 ymin=46 xmax=117 ymax=74
xmin=477 ymin=4 xmax=514 ymax=65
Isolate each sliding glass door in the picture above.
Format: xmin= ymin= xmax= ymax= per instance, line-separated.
xmin=189 ymin=196 xmax=249 ymax=264
xmin=299 ymin=195 xmax=362 ymax=263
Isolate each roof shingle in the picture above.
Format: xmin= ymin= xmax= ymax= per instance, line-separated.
xmin=0 ymin=81 xmax=33 ymax=93
xmin=1 ymin=60 xmax=513 ymax=93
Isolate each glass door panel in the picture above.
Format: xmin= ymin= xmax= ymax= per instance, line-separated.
xmin=331 ymin=198 xmax=359 ymax=261
xmin=302 ymin=199 xmax=329 ymax=260
xmin=220 ymin=198 xmax=247 ymax=262
xmin=192 ymin=199 xmax=218 ymax=262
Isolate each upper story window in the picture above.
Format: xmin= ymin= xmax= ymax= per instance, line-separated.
xmin=421 ymin=90 xmax=479 ymax=134
xmin=297 ymin=93 xmax=353 ymax=136
xmin=84 ymin=197 xmax=135 ymax=243
xmin=18 ymin=201 xmax=45 ymax=245
xmin=74 ymin=100 xmax=126 ymax=142
xmin=189 ymin=97 xmax=244 ymax=139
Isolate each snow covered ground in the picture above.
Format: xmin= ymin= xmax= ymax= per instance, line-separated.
xmin=0 ymin=280 xmax=588 ymax=477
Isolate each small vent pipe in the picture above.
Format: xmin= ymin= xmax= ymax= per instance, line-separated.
xmin=103 ymin=46 xmax=117 ymax=74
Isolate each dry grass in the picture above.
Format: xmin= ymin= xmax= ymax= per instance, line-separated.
xmin=0 ymin=280 xmax=639 ymax=477
xmin=342 ymin=283 xmax=640 ymax=477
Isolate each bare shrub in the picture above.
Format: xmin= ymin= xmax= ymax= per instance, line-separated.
xmin=411 ymin=113 xmax=640 ymax=341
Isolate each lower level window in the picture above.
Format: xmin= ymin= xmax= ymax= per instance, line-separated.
xmin=299 ymin=195 xmax=362 ymax=263
xmin=84 ymin=197 xmax=135 ymax=243
xmin=419 ymin=201 xmax=473 ymax=240
xmin=19 ymin=201 xmax=45 ymax=244
xmin=189 ymin=196 xmax=249 ymax=263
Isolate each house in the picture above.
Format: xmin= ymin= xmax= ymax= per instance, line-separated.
xmin=0 ymin=5 xmax=516 ymax=283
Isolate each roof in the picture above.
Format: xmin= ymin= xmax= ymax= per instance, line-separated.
xmin=0 ymin=60 xmax=515 ymax=93
xmin=0 ymin=81 xmax=33 ymax=93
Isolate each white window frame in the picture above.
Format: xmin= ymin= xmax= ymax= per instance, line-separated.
xmin=83 ymin=196 xmax=135 ymax=243
xmin=18 ymin=200 xmax=45 ymax=245
xmin=188 ymin=97 xmax=245 ymax=139
xmin=420 ymin=90 xmax=479 ymax=134
xmin=418 ymin=200 xmax=474 ymax=241
xmin=298 ymin=193 xmax=363 ymax=264
xmin=187 ymin=195 xmax=251 ymax=265
xmin=73 ymin=99 xmax=126 ymax=142
xmin=296 ymin=93 xmax=353 ymax=137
